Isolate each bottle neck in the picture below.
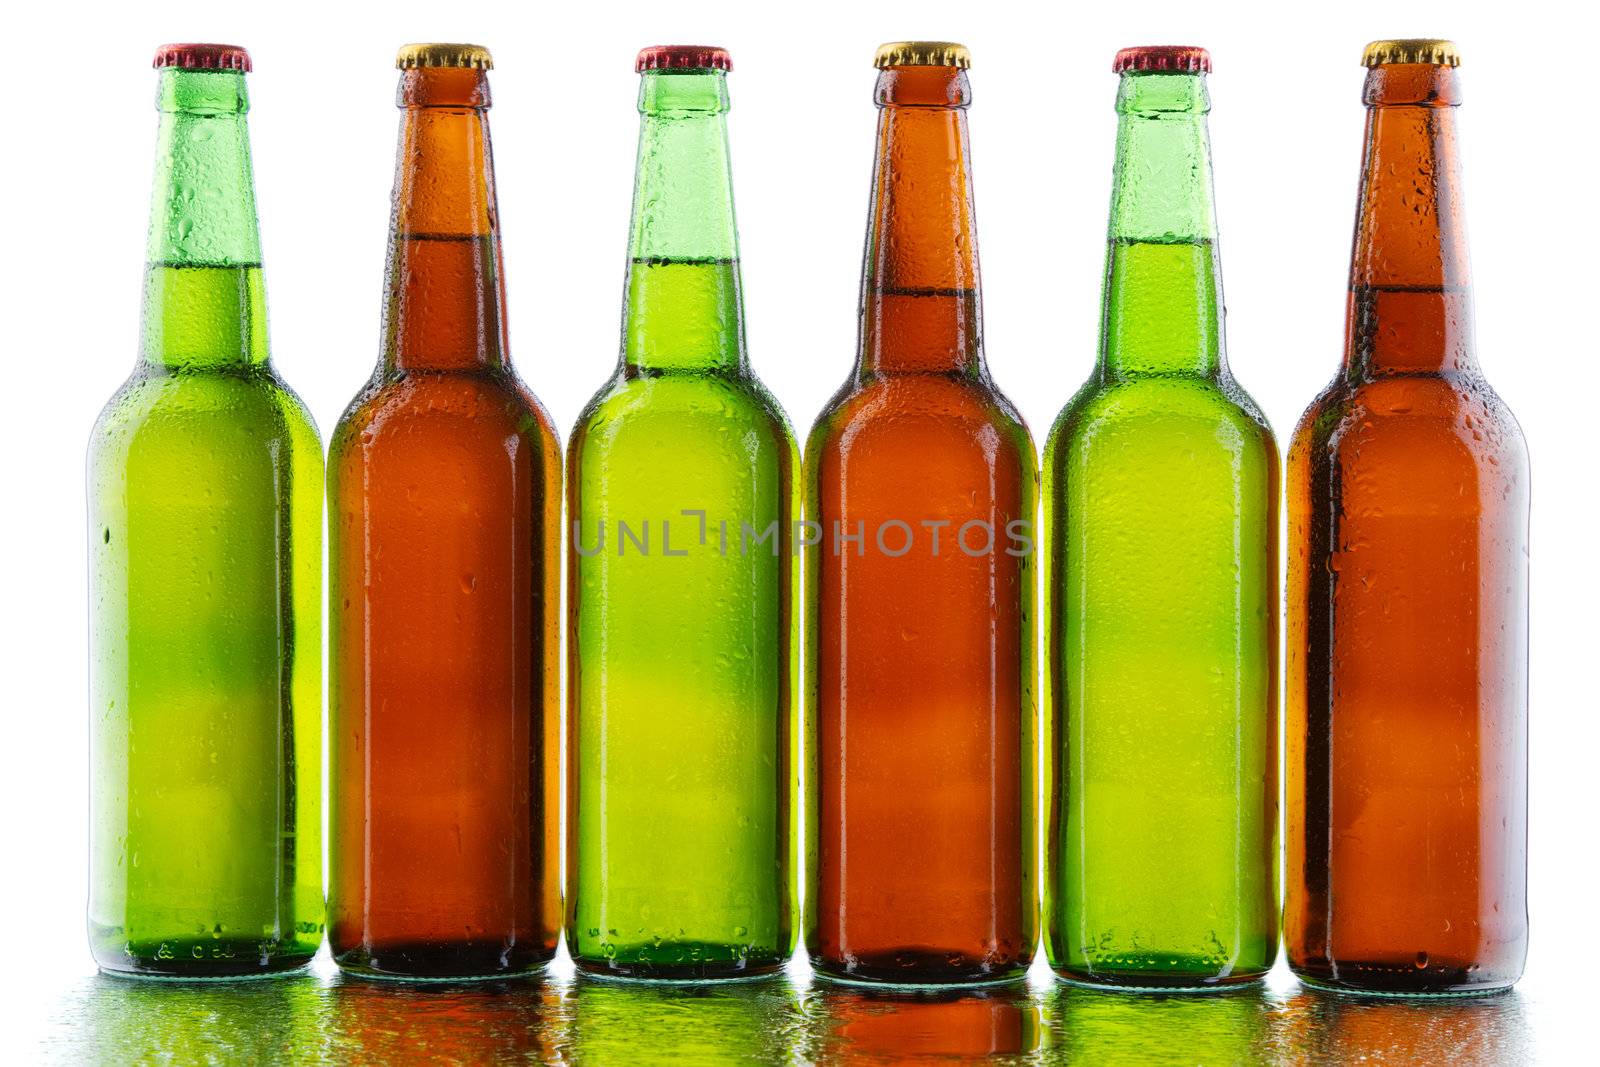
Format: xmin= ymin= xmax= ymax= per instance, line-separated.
xmin=383 ymin=67 xmax=506 ymax=373
xmin=857 ymin=66 xmax=983 ymax=377
xmin=141 ymin=69 xmax=267 ymax=370
xmin=622 ymin=70 xmax=744 ymax=374
xmin=1345 ymin=64 xmax=1474 ymax=378
xmin=1099 ymin=72 xmax=1223 ymax=378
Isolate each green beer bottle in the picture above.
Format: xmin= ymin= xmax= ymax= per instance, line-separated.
xmin=567 ymin=45 xmax=798 ymax=979
xmin=87 ymin=44 xmax=323 ymax=977
xmin=1042 ymin=46 xmax=1278 ymax=989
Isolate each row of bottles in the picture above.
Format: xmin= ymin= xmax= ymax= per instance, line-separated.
xmin=87 ymin=40 xmax=1528 ymax=996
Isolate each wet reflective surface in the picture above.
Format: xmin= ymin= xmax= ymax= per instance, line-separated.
xmin=33 ymin=958 xmax=1538 ymax=1063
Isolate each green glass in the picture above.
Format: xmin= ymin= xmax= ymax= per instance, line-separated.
xmin=86 ymin=64 xmax=323 ymax=977
xmin=566 ymin=63 xmax=798 ymax=978
xmin=1042 ymin=66 xmax=1278 ymax=988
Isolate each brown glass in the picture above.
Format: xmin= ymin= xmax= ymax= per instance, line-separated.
xmin=1285 ymin=61 xmax=1529 ymax=994
xmin=806 ymin=63 xmax=1038 ymax=985
xmin=327 ymin=65 xmax=562 ymax=979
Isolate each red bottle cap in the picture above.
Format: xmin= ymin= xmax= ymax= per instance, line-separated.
xmin=152 ymin=43 xmax=252 ymax=73
xmin=1112 ymin=46 xmax=1210 ymax=74
xmin=635 ymin=45 xmax=732 ymax=73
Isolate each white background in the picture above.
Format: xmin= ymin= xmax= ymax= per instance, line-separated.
xmin=2 ymin=0 xmax=1595 ymax=1059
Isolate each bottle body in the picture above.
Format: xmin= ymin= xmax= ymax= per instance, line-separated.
xmin=807 ymin=56 xmax=1038 ymax=985
xmin=567 ymin=60 xmax=798 ymax=979
xmin=87 ymin=60 xmax=323 ymax=977
xmin=1043 ymin=60 xmax=1278 ymax=988
xmin=1043 ymin=365 xmax=1278 ymax=987
xmin=328 ymin=56 xmax=561 ymax=979
xmin=1286 ymin=374 xmax=1527 ymax=993
xmin=567 ymin=366 xmax=797 ymax=977
xmin=807 ymin=384 xmax=1037 ymax=983
xmin=1286 ymin=51 xmax=1529 ymax=994
xmin=328 ymin=374 xmax=561 ymax=978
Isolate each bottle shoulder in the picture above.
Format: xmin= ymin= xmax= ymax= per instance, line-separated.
xmin=331 ymin=367 xmax=560 ymax=453
xmin=1289 ymin=371 xmax=1528 ymax=471
xmin=89 ymin=363 xmax=321 ymax=466
xmin=806 ymin=373 xmax=1036 ymax=462
xmin=571 ymin=366 xmax=797 ymax=451
xmin=1045 ymin=371 xmax=1277 ymax=463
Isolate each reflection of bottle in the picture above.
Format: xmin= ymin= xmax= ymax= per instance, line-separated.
xmin=807 ymin=40 xmax=1037 ymax=987
xmin=1043 ymin=45 xmax=1277 ymax=991
xmin=1273 ymin=987 xmax=1531 ymax=1062
xmin=567 ymin=977 xmax=801 ymax=1062
xmin=322 ymin=977 xmax=563 ymax=1061
xmin=328 ymin=42 xmax=561 ymax=981
xmin=76 ymin=973 xmax=322 ymax=1059
xmin=809 ymin=986 xmax=1041 ymax=1061
xmin=1286 ymin=39 xmax=1529 ymax=996
xmin=1045 ymin=983 xmax=1272 ymax=1063
xmin=567 ymin=45 xmax=798 ymax=980
xmin=87 ymin=43 xmax=322 ymax=978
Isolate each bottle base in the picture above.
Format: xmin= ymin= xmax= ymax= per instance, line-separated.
xmin=572 ymin=949 xmax=788 ymax=984
xmin=334 ymin=939 xmax=555 ymax=983
xmin=1052 ymin=968 xmax=1266 ymax=995
xmin=1292 ymin=960 xmax=1518 ymax=998
xmin=810 ymin=950 xmax=1032 ymax=988
xmin=93 ymin=937 xmax=317 ymax=981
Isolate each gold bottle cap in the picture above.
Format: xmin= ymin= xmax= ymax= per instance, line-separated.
xmin=395 ymin=43 xmax=494 ymax=70
xmin=1361 ymin=39 xmax=1459 ymax=68
xmin=874 ymin=41 xmax=971 ymax=69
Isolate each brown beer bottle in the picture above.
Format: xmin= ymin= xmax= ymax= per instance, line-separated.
xmin=1286 ymin=39 xmax=1529 ymax=994
xmin=327 ymin=44 xmax=562 ymax=979
xmin=806 ymin=41 xmax=1038 ymax=984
